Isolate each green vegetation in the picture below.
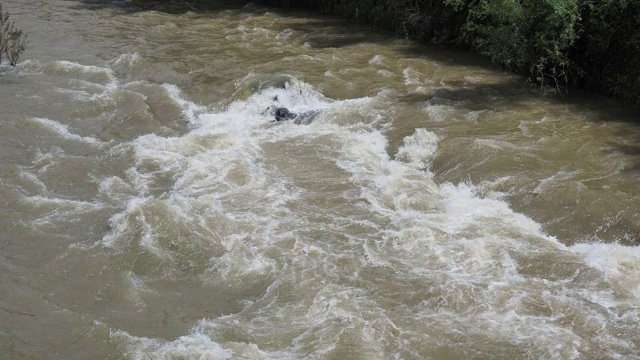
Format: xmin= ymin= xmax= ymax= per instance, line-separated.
xmin=266 ymin=0 xmax=640 ymax=103
xmin=0 ymin=4 xmax=28 ymax=66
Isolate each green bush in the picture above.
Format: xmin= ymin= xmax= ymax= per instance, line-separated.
xmin=463 ymin=0 xmax=579 ymax=89
xmin=572 ymin=0 xmax=640 ymax=102
xmin=0 ymin=4 xmax=28 ymax=66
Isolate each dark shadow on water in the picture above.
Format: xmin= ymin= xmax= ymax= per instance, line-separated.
xmin=71 ymin=0 xmax=487 ymax=67
xmin=68 ymin=0 xmax=251 ymax=13
xmin=268 ymin=15 xmax=489 ymax=68
xmin=397 ymin=77 xmax=543 ymax=113
xmin=395 ymin=74 xmax=640 ymax=177
xmin=551 ymin=90 xmax=640 ymax=174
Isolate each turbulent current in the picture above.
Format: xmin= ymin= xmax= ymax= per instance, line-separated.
xmin=1 ymin=1 xmax=639 ymax=359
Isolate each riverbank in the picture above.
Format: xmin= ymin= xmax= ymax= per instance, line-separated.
xmin=260 ymin=0 xmax=640 ymax=105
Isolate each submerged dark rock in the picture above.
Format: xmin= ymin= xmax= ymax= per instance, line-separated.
xmin=275 ymin=107 xmax=296 ymax=121
xmin=265 ymin=105 xmax=319 ymax=125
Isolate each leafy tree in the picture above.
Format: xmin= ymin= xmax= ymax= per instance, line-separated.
xmin=463 ymin=0 xmax=579 ymax=89
xmin=572 ymin=0 xmax=640 ymax=102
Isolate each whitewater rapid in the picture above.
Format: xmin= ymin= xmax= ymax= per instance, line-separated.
xmin=11 ymin=56 xmax=638 ymax=358
xmin=2 ymin=3 xmax=639 ymax=358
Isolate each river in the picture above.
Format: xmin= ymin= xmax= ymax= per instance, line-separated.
xmin=1 ymin=0 xmax=639 ymax=359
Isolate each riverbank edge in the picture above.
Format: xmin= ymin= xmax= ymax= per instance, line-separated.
xmin=256 ymin=0 xmax=639 ymax=106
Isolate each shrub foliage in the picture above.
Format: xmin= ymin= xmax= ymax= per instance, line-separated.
xmin=464 ymin=0 xmax=579 ymax=89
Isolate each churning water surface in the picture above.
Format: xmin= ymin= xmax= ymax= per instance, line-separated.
xmin=1 ymin=1 xmax=639 ymax=359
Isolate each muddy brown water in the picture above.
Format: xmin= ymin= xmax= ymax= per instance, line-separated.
xmin=1 ymin=1 xmax=639 ymax=359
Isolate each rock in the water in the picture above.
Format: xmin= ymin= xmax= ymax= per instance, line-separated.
xmin=275 ymin=107 xmax=296 ymax=121
xmin=265 ymin=105 xmax=318 ymax=125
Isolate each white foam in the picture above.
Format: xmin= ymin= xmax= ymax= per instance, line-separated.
xmin=94 ymin=76 xmax=640 ymax=359
xmin=402 ymin=67 xmax=421 ymax=86
xmin=98 ymin=176 xmax=137 ymax=202
xmin=20 ymin=195 xmax=105 ymax=232
xmin=98 ymin=78 xmax=348 ymax=255
xmin=18 ymin=170 xmax=48 ymax=193
xmin=162 ymin=83 xmax=207 ymax=126
xmin=369 ymin=55 xmax=384 ymax=65
xmin=464 ymin=109 xmax=487 ymax=122
xmin=424 ymin=103 xmax=456 ymax=122
xmin=111 ymin=328 xmax=233 ymax=360
xmin=101 ymin=196 xmax=150 ymax=247
xmin=533 ymin=170 xmax=581 ymax=194
xmin=45 ymin=60 xmax=118 ymax=88
xmin=30 ymin=117 xmax=103 ymax=145
xmin=275 ymin=28 xmax=294 ymax=40
xmin=571 ymin=243 xmax=640 ymax=298
xmin=22 ymin=195 xmax=104 ymax=210
xmin=338 ymin=128 xmax=441 ymax=219
xmin=395 ymin=128 xmax=438 ymax=170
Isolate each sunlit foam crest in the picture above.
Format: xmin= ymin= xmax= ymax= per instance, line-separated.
xmin=208 ymin=241 xmax=278 ymax=284
xmin=18 ymin=169 xmax=48 ymax=194
xmin=21 ymin=57 xmax=192 ymax=127
xmin=30 ymin=148 xmax=63 ymax=173
xmin=47 ymin=60 xmax=119 ymax=89
xmin=532 ymin=169 xmax=582 ymax=194
xmin=570 ymin=243 xmax=640 ymax=299
xmin=29 ymin=117 xmax=104 ymax=146
xmin=129 ymin=134 xmax=188 ymax=175
xmin=21 ymin=195 xmax=104 ymax=213
xmin=15 ymin=59 xmax=115 ymax=83
xmin=111 ymin=328 xmax=234 ymax=360
xmin=101 ymin=196 xmax=151 ymax=248
xmin=20 ymin=194 xmax=105 ymax=232
xmin=98 ymin=176 xmax=137 ymax=204
xmin=369 ymin=54 xmax=384 ymax=65
xmin=111 ymin=322 xmax=304 ymax=360
xmin=282 ymin=54 xmax=325 ymax=63
xmin=109 ymin=53 xmax=145 ymax=72
xmin=110 ymin=284 xmax=391 ymax=359
xmin=436 ymin=182 xmax=547 ymax=237
xmin=162 ymin=83 xmax=207 ymax=125
xmin=402 ymin=67 xmax=420 ymax=85
xmin=424 ymin=103 xmax=458 ymax=122
xmin=421 ymin=308 xmax=584 ymax=358
xmin=173 ymin=77 xmax=377 ymax=150
xmin=14 ymin=59 xmax=41 ymax=72
xmin=337 ymin=128 xmax=441 ymax=217
xmin=395 ymin=128 xmax=439 ymax=170
xmin=275 ymin=28 xmax=295 ymax=40
xmin=402 ymin=67 xmax=435 ymax=95
xmin=124 ymin=271 xmax=150 ymax=307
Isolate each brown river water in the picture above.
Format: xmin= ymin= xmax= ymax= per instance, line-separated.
xmin=1 ymin=1 xmax=640 ymax=359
